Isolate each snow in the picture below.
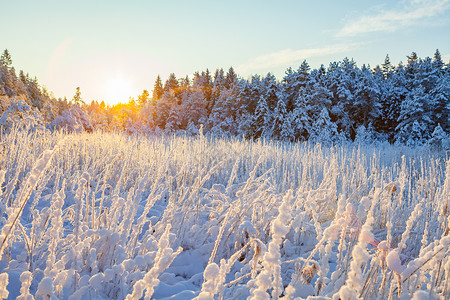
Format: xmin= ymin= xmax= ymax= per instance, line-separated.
xmin=0 ymin=130 xmax=449 ymax=299
xmin=0 ymin=273 xmax=8 ymax=300
xmin=203 ymin=263 xmax=219 ymax=281
xmin=35 ymin=277 xmax=53 ymax=299
xmin=88 ymin=273 xmax=104 ymax=289
xmin=386 ymin=249 xmax=403 ymax=274
xmin=411 ymin=290 xmax=436 ymax=300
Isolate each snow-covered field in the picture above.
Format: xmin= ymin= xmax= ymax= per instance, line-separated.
xmin=0 ymin=128 xmax=449 ymax=299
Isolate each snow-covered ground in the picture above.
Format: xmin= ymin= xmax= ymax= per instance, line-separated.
xmin=0 ymin=129 xmax=449 ymax=299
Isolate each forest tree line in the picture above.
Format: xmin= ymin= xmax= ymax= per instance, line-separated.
xmin=1 ymin=49 xmax=449 ymax=146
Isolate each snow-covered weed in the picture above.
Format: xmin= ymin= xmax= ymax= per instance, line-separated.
xmin=0 ymin=129 xmax=448 ymax=299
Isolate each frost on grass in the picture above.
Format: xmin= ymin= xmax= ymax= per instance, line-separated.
xmin=0 ymin=130 xmax=448 ymax=299
xmin=249 ymin=190 xmax=292 ymax=299
xmin=0 ymin=273 xmax=8 ymax=300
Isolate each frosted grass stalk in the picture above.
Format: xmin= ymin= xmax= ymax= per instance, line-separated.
xmin=197 ymin=263 xmax=220 ymax=300
xmin=43 ymin=181 xmax=66 ymax=278
xmin=198 ymin=241 xmax=251 ymax=300
xmin=443 ymin=257 xmax=450 ymax=298
xmin=0 ymin=146 xmax=57 ymax=260
xmin=17 ymin=271 xmax=33 ymax=300
xmin=249 ymin=190 xmax=292 ymax=299
xmin=72 ymin=172 xmax=89 ymax=294
xmin=401 ymin=235 xmax=450 ymax=288
xmin=321 ymin=205 xmax=356 ymax=295
xmin=119 ymin=187 xmax=136 ymax=241
xmin=126 ymin=224 xmax=182 ymax=300
xmin=209 ymin=207 xmax=232 ymax=265
xmin=333 ymin=196 xmax=376 ymax=300
xmin=398 ymin=202 xmax=423 ymax=254
xmin=0 ymin=273 xmax=8 ymax=300
xmin=317 ymin=200 xmax=356 ymax=293
xmin=127 ymin=163 xmax=165 ymax=256
xmin=0 ymin=170 xmax=6 ymax=200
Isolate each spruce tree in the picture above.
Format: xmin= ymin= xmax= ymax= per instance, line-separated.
xmin=0 ymin=49 xmax=12 ymax=67
xmin=224 ymin=67 xmax=237 ymax=89
xmin=433 ymin=49 xmax=443 ymax=70
xmin=292 ymin=89 xmax=311 ymax=141
xmin=152 ymin=75 xmax=163 ymax=100
xmin=396 ymin=85 xmax=432 ymax=144
xmin=431 ymin=72 xmax=450 ymax=133
xmin=353 ymin=65 xmax=381 ymax=127
xmin=381 ymin=54 xmax=393 ymax=78
xmin=72 ymin=87 xmax=83 ymax=104
xmin=137 ymin=90 xmax=150 ymax=106
xmin=271 ymin=96 xmax=287 ymax=139
xmin=164 ymin=73 xmax=179 ymax=94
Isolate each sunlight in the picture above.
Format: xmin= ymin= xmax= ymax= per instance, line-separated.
xmin=102 ymin=73 xmax=135 ymax=105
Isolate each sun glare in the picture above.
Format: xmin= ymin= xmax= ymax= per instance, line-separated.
xmin=102 ymin=74 xmax=135 ymax=105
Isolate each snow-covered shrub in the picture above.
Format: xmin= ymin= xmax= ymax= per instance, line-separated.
xmin=51 ymin=104 xmax=93 ymax=132
xmin=0 ymin=97 xmax=44 ymax=131
xmin=355 ymin=124 xmax=377 ymax=144
xmin=428 ymin=124 xmax=449 ymax=150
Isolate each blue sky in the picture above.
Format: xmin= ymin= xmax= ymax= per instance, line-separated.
xmin=2 ymin=0 xmax=450 ymax=104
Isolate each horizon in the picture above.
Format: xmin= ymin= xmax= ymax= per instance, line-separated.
xmin=2 ymin=0 xmax=450 ymax=105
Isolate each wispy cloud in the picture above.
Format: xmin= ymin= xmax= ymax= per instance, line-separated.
xmin=337 ymin=0 xmax=450 ymax=37
xmin=443 ymin=53 xmax=450 ymax=63
xmin=237 ymin=43 xmax=364 ymax=73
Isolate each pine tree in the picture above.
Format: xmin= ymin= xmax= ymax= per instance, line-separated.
xmin=72 ymin=87 xmax=83 ymax=105
xmin=407 ymin=52 xmax=418 ymax=65
xmin=433 ymin=49 xmax=443 ymax=70
xmin=176 ymin=90 xmax=208 ymax=130
xmin=261 ymin=73 xmax=279 ymax=111
xmin=246 ymin=75 xmax=262 ymax=115
xmin=152 ymin=75 xmax=163 ymax=100
xmin=430 ymin=72 xmax=450 ymax=133
xmin=224 ymin=67 xmax=237 ymax=89
xmin=180 ymin=75 xmax=190 ymax=88
xmin=252 ymin=92 xmax=269 ymax=139
xmin=405 ymin=51 xmax=420 ymax=90
xmin=271 ymin=97 xmax=287 ymax=140
xmin=0 ymin=49 xmax=12 ymax=67
xmin=418 ymin=57 xmax=439 ymax=93
xmin=0 ymin=63 xmax=15 ymax=96
xmin=428 ymin=123 xmax=449 ymax=149
xmin=207 ymin=89 xmax=237 ymax=136
xmin=236 ymin=76 xmax=262 ymax=137
xmin=137 ymin=90 xmax=150 ymax=106
xmin=309 ymin=107 xmax=339 ymax=145
xmin=4 ymin=67 xmax=20 ymax=97
xmin=381 ymin=54 xmax=393 ymax=78
xmin=11 ymin=67 xmax=26 ymax=96
xmin=387 ymin=65 xmax=407 ymax=138
xmin=192 ymin=70 xmax=212 ymax=104
xmin=396 ymin=85 xmax=432 ymax=144
xmin=19 ymin=70 xmax=27 ymax=84
xmin=0 ymin=65 xmax=6 ymax=95
xmin=213 ymin=68 xmax=225 ymax=87
xmin=291 ymin=88 xmax=311 ymax=141
xmin=165 ymin=105 xmax=181 ymax=133
xmin=164 ymin=73 xmax=179 ymax=94
xmin=326 ymin=61 xmax=355 ymax=138
xmin=353 ymin=65 xmax=381 ymax=127
xmin=282 ymin=60 xmax=310 ymax=112
xmin=280 ymin=112 xmax=296 ymax=142
xmin=251 ymin=73 xmax=280 ymax=138
xmin=154 ymin=94 xmax=174 ymax=129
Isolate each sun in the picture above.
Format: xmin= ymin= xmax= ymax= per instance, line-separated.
xmin=102 ymin=73 xmax=135 ymax=105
